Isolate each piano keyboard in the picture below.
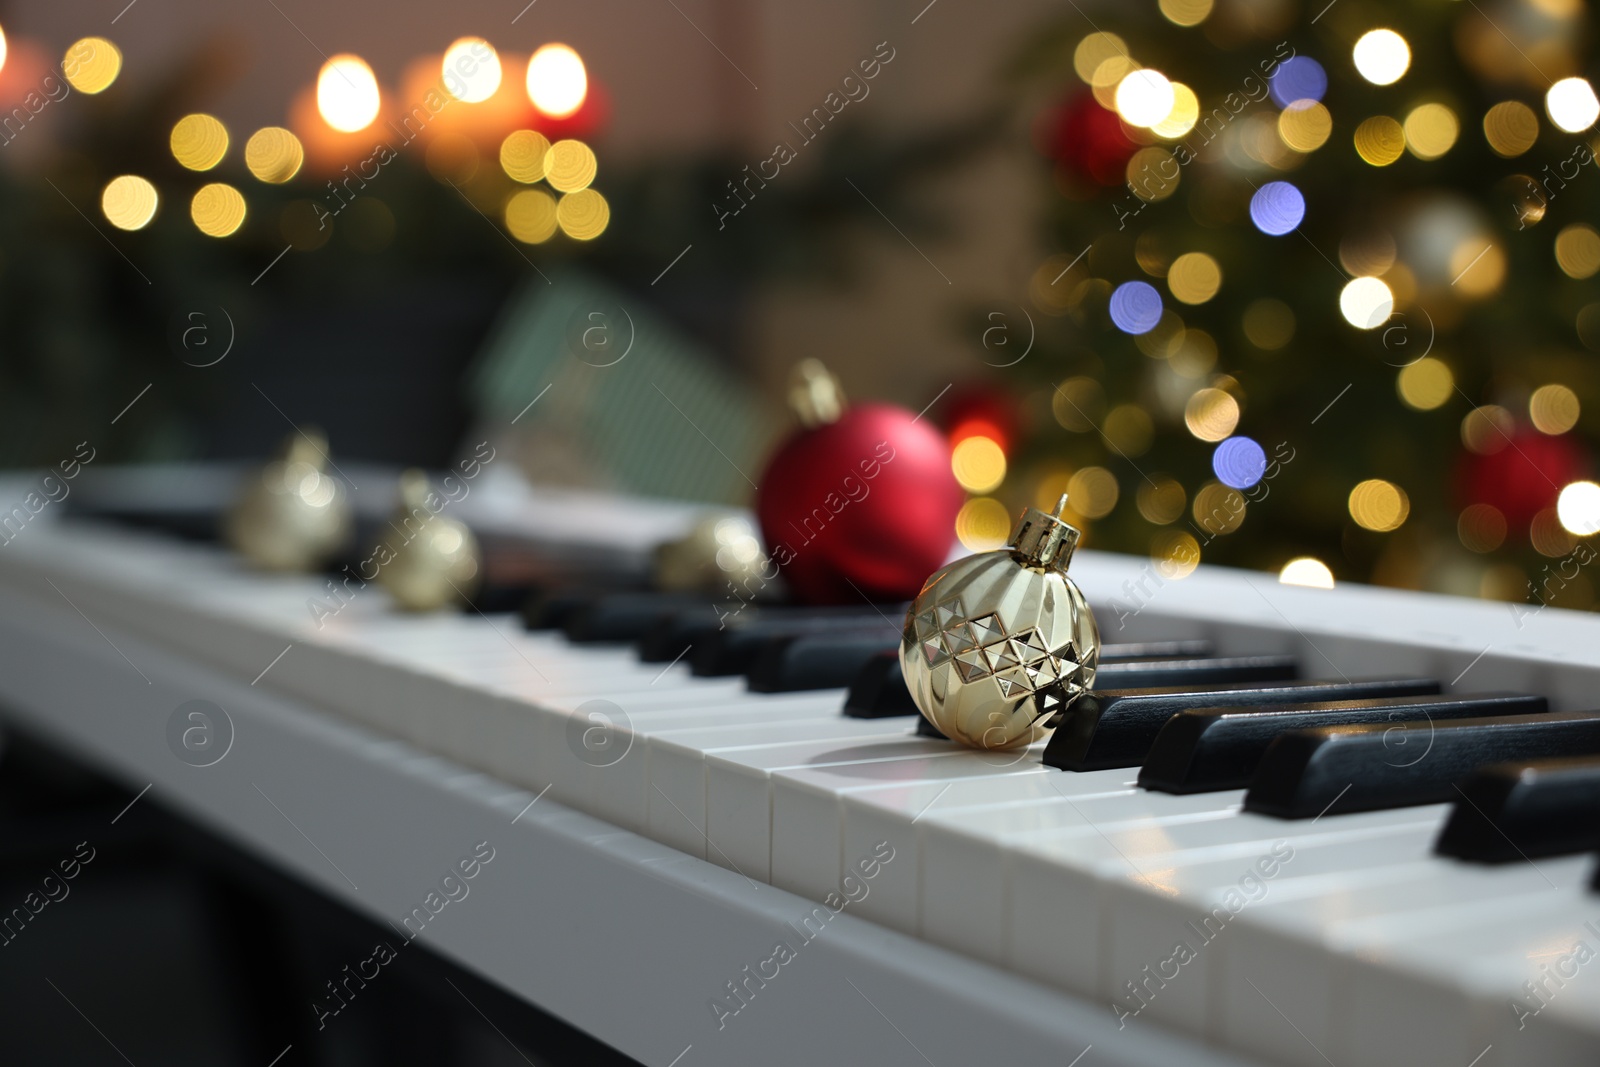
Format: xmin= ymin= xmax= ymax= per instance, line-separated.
xmin=5 ymin=493 xmax=1600 ymax=1067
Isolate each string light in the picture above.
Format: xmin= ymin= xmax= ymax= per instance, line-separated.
xmin=951 ymin=436 xmax=1007 ymax=493
xmin=442 ymin=37 xmax=502 ymax=103
xmin=101 ymin=175 xmax=158 ymax=231
xmin=1279 ymin=558 xmax=1334 ymax=588
xmin=1153 ymin=531 xmax=1201 ymax=578
xmin=170 ymin=114 xmax=229 ymax=171
xmin=1278 ymin=101 xmax=1332 ymax=152
xmin=1339 ymin=277 xmax=1393 ymax=329
xmin=1352 ymin=30 xmax=1410 ymax=85
xmin=1555 ymin=224 xmax=1600 ymax=279
xmin=1557 ymin=481 xmax=1600 ymax=536
xmin=1249 ymin=182 xmax=1304 ymax=235
xmin=1458 ymin=504 xmax=1507 ymax=553
xmin=0 ymin=23 xmax=10 ymax=76
xmin=1137 ymin=478 xmax=1187 ymax=524
xmin=1157 ymin=0 xmax=1212 ymax=27
xmin=1067 ymin=467 xmax=1119 ymax=518
xmin=64 ymin=37 xmax=121 ymax=94
xmin=526 ymin=44 xmax=587 ymax=117
xmin=1151 ymin=83 xmax=1200 ymax=138
xmin=1184 ymin=387 xmax=1239 ymax=441
xmin=1167 ymin=252 xmax=1222 ymax=304
xmin=1109 ymin=281 xmax=1163 ymax=334
xmin=544 ymin=139 xmax=597 ymax=192
xmin=505 ymin=189 xmax=558 ymax=244
xmin=955 ymin=497 xmax=1011 ymax=550
xmin=1114 ymin=69 xmax=1176 ymax=128
xmin=317 ymin=55 xmax=381 ymax=133
xmin=1546 ymin=77 xmax=1600 ymax=134
xmin=1483 ymin=101 xmax=1539 ymax=157
xmin=1530 ymin=384 xmax=1581 ymax=435
xmin=1072 ymin=33 xmax=1127 ymax=83
xmin=1403 ymin=103 xmax=1459 ymax=160
xmin=191 ymin=183 xmax=246 ymax=237
xmin=555 ymin=188 xmax=609 ymax=240
xmin=1213 ymin=436 xmax=1267 ymax=489
xmin=500 ymin=130 xmax=551 ymax=183
xmin=245 ymin=127 xmax=304 ymax=183
xmin=1269 ymin=56 xmax=1326 ymax=107
xmin=1354 ymin=116 xmax=1406 ymax=166
xmin=1397 ymin=358 xmax=1453 ymax=410
xmin=1349 ymin=479 xmax=1409 ymax=532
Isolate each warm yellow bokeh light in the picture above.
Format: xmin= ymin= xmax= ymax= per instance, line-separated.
xmin=505 ymin=188 xmax=558 ymax=244
xmin=0 ymin=24 xmax=9 ymax=76
xmin=191 ymin=182 xmax=246 ymax=237
xmin=1126 ymin=147 xmax=1180 ymax=202
xmin=1397 ymin=358 xmax=1453 ymax=410
xmin=101 ymin=175 xmax=158 ymax=231
xmin=1168 ymin=251 xmax=1222 ymax=304
xmin=544 ymin=139 xmax=597 ymax=193
xmin=955 ymin=497 xmax=1012 ymax=551
xmin=1115 ymin=69 xmax=1176 ymax=128
xmin=1137 ymin=477 xmax=1187 ymax=525
xmin=64 ymin=37 xmax=121 ymax=94
xmin=1404 ymin=103 xmax=1459 ymax=160
xmin=1067 ymin=466 xmax=1119 ymax=518
xmin=1449 ymin=241 xmax=1505 ymax=298
xmin=1153 ymin=531 xmax=1201 ymax=579
xmin=1349 ymin=479 xmax=1409 ymax=532
xmin=1555 ymin=223 xmax=1600 ymax=279
xmin=1158 ymin=0 xmax=1213 ymax=27
xmin=1184 ymin=387 xmax=1240 ymax=442
xmin=1546 ymin=77 xmax=1600 ymax=134
xmin=1339 ymin=276 xmax=1393 ymax=329
xmin=170 ymin=114 xmax=229 ymax=172
xmin=1103 ymin=404 xmax=1154 ymax=456
xmin=1461 ymin=405 xmax=1514 ymax=454
xmin=1193 ymin=481 xmax=1245 ymax=534
xmin=1354 ymin=115 xmax=1406 ymax=166
xmin=1052 ymin=377 xmax=1105 ymax=432
xmin=951 ymin=436 xmax=1007 ymax=493
xmin=1073 ymin=33 xmax=1128 ymax=84
xmin=245 ymin=127 xmax=304 ymax=184
xmin=1557 ymin=481 xmax=1600 ymax=536
xmin=1352 ymin=29 xmax=1410 ymax=85
xmin=317 ymin=54 xmax=381 ymax=133
xmin=500 ymin=129 xmax=551 ymax=184
xmin=526 ymin=44 xmax=587 ymax=118
xmin=1531 ymin=384 xmax=1581 ymax=435
xmin=1458 ymin=504 xmax=1507 ymax=553
xmin=1152 ymin=83 xmax=1200 ymax=138
xmin=1278 ymin=101 xmax=1332 ymax=152
xmin=1091 ymin=55 xmax=1140 ymax=110
xmin=555 ymin=188 xmax=609 ymax=240
xmin=1483 ymin=101 xmax=1539 ymax=157
xmin=1243 ymin=298 xmax=1295 ymax=349
xmin=1279 ymin=557 xmax=1335 ymax=588
xmin=1531 ymin=508 xmax=1577 ymax=558
xmin=442 ymin=37 xmax=502 ymax=103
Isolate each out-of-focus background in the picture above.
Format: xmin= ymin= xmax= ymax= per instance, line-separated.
xmin=2 ymin=0 xmax=1598 ymax=610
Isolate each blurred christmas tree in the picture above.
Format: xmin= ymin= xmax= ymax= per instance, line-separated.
xmin=985 ymin=0 xmax=1600 ymax=611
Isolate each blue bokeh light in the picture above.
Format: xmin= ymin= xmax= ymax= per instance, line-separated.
xmin=1109 ymin=281 xmax=1163 ymax=335
xmin=1269 ymin=56 xmax=1327 ymax=108
xmin=1213 ymin=436 xmax=1268 ymax=489
xmin=1249 ymin=182 xmax=1306 ymax=236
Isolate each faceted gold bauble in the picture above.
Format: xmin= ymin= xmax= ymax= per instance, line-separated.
xmin=378 ymin=470 xmax=483 ymax=612
xmin=899 ymin=507 xmax=1099 ymax=749
xmin=654 ymin=513 xmax=765 ymax=593
xmin=225 ymin=431 xmax=352 ymax=572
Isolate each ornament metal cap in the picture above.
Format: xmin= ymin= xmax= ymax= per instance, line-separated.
xmin=787 ymin=359 xmax=846 ymax=428
xmin=1009 ymin=494 xmax=1081 ymax=573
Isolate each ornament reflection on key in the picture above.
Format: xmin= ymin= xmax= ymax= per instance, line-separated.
xmin=225 ymin=430 xmax=353 ymax=572
xmin=900 ymin=495 xmax=1100 ymax=750
xmin=653 ymin=513 xmax=766 ymax=594
xmin=377 ymin=469 xmax=483 ymax=612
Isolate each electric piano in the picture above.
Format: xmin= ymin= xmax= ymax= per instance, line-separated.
xmin=4 ymin=468 xmax=1600 ymax=1067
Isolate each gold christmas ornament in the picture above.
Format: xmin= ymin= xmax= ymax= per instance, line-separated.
xmin=900 ymin=496 xmax=1100 ymax=749
xmin=654 ymin=513 xmax=765 ymax=593
xmin=225 ymin=430 xmax=352 ymax=572
xmin=377 ymin=469 xmax=482 ymax=611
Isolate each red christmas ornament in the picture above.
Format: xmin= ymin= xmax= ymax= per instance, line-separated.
xmin=1038 ymin=91 xmax=1138 ymax=188
xmin=1455 ymin=424 xmax=1588 ymax=531
xmin=757 ymin=362 xmax=965 ymax=604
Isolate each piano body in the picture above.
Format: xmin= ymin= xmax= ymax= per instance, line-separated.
xmin=2 ymin=468 xmax=1599 ymax=1067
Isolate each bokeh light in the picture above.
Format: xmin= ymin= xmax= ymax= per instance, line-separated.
xmin=951 ymin=436 xmax=1007 ymax=493
xmin=1349 ymin=479 xmax=1409 ymax=531
xmin=244 ymin=127 xmax=304 ymax=183
xmin=1103 ymin=404 xmax=1154 ymax=455
xmin=1193 ymin=481 xmax=1245 ymax=534
xmin=1243 ymin=298 xmax=1295 ymax=348
xmin=1249 ymin=181 xmax=1305 ymax=235
xmin=317 ymin=54 xmax=381 ymax=133
xmin=1152 ymin=83 xmax=1200 ymax=138
xmin=500 ymin=129 xmax=551 ymax=183
xmin=1339 ymin=277 xmax=1393 ymax=329
xmin=1354 ymin=116 xmax=1406 ymax=166
xmin=1091 ymin=55 xmax=1141 ymax=110
xmin=170 ymin=114 xmax=229 ymax=171
xmin=1546 ymin=77 xmax=1600 ymax=134
xmin=1137 ymin=477 xmax=1187 ymax=525
xmin=101 ymin=175 xmax=158 ymax=231
xmin=1557 ymin=481 xmax=1600 ymax=536
xmin=1167 ymin=251 xmax=1222 ymax=304
xmin=1109 ymin=281 xmax=1163 ymax=334
xmin=1213 ymin=436 xmax=1267 ymax=489
xmin=505 ymin=189 xmax=558 ymax=243
xmin=442 ymin=37 xmax=502 ymax=103
xmin=1278 ymin=101 xmax=1332 ymax=152
xmin=1279 ymin=557 xmax=1334 ymax=588
xmin=1530 ymin=384 xmax=1581 ymax=435
xmin=1269 ymin=56 xmax=1326 ymax=107
xmin=64 ymin=37 xmax=121 ymax=94
xmin=1158 ymin=0 xmax=1212 ymax=27
xmin=0 ymin=24 xmax=7 ymax=76
xmin=1185 ymin=387 xmax=1240 ymax=441
xmin=1052 ymin=377 xmax=1105 ymax=431
xmin=1458 ymin=504 xmax=1507 ymax=553
xmin=1461 ymin=405 xmax=1514 ymax=454
xmin=1352 ymin=29 xmax=1410 ymax=85
xmin=1153 ymin=531 xmax=1201 ymax=579
xmin=555 ymin=188 xmax=609 ymax=240
xmin=1532 ymin=509 xmax=1577 ymax=558
xmin=956 ymin=497 xmax=1011 ymax=551
xmin=1483 ymin=101 xmax=1539 ymax=157
xmin=191 ymin=183 xmax=246 ymax=237
xmin=1555 ymin=223 xmax=1600 ymax=279
xmin=526 ymin=44 xmax=587 ymax=118
xmin=1396 ymin=358 xmax=1453 ymax=410
xmin=1067 ymin=466 xmax=1119 ymax=518
xmin=1403 ymin=103 xmax=1459 ymax=160
xmin=544 ymin=139 xmax=597 ymax=193
xmin=1073 ymin=33 xmax=1127 ymax=83
xmin=1115 ymin=69 xmax=1176 ymax=128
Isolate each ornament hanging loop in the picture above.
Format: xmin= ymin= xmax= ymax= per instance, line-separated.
xmin=787 ymin=358 xmax=846 ymax=428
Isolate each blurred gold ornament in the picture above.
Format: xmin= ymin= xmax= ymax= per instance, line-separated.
xmin=377 ymin=470 xmax=482 ymax=611
xmin=654 ymin=513 xmax=765 ymax=594
xmin=225 ymin=431 xmax=353 ymax=571
xmin=901 ymin=496 xmax=1099 ymax=750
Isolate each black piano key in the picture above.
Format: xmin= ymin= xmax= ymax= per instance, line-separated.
xmin=1435 ymin=757 xmax=1600 ymax=862
xmin=522 ymin=587 xmax=607 ymax=630
xmin=1093 ymin=654 xmax=1297 ymax=690
xmin=845 ymin=639 xmax=1221 ymax=720
xmin=748 ymin=631 xmax=900 ymax=693
xmin=562 ymin=592 xmax=712 ymax=643
xmin=1044 ymin=676 xmax=1438 ymax=771
xmin=639 ymin=603 xmax=896 ymax=663
xmin=1244 ymin=711 xmax=1600 ymax=819
xmin=691 ymin=614 xmax=900 ymax=677
xmin=1140 ymin=691 xmax=1544 ymax=794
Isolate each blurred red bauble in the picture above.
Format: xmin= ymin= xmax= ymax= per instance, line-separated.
xmin=1039 ymin=91 xmax=1137 ymax=187
xmin=757 ymin=364 xmax=963 ymax=605
xmin=1455 ymin=426 xmax=1589 ymax=531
